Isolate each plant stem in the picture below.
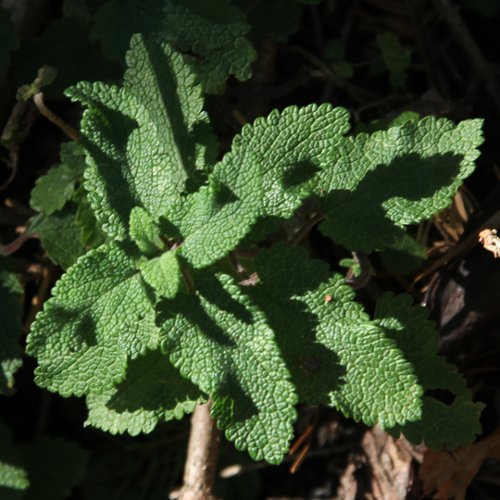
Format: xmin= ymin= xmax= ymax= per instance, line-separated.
xmin=178 ymin=401 xmax=221 ymax=500
xmin=33 ymin=92 xmax=80 ymax=141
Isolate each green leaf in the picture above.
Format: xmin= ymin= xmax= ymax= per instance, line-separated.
xmin=30 ymin=142 xmax=85 ymax=215
xmin=0 ymin=262 xmax=23 ymax=395
xmin=27 ymin=242 xmax=159 ymax=397
xmin=74 ymin=186 xmax=106 ymax=248
xmin=374 ymin=292 xmax=484 ymax=447
xmin=170 ymin=104 xmax=351 ymax=268
xmin=0 ymin=7 xmax=19 ymax=79
xmin=66 ymin=35 xmax=215 ymax=240
xmin=129 ymin=207 xmax=163 ymax=256
xmin=21 ymin=437 xmax=89 ymax=500
xmin=140 ymin=251 xmax=182 ymax=299
xmin=376 ymin=32 xmax=411 ymax=88
xmin=92 ymin=0 xmax=256 ymax=93
xmin=158 ymin=272 xmax=297 ymax=463
xmin=86 ymin=349 xmax=201 ymax=435
xmin=318 ymin=116 xmax=483 ymax=251
xmin=247 ymin=244 xmax=343 ymax=405
xmin=0 ymin=420 xmax=29 ymax=499
xmin=123 ymin=34 xmax=216 ymax=186
xmin=339 ymin=257 xmax=362 ymax=277
xmin=252 ymin=244 xmax=423 ymax=427
xmin=162 ymin=0 xmax=256 ymax=94
xmin=379 ymin=233 xmax=426 ymax=275
xmin=29 ymin=206 xmax=86 ymax=269
xmin=388 ymin=394 xmax=484 ymax=449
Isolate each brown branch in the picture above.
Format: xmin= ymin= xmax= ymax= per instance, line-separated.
xmin=436 ymin=0 xmax=500 ymax=114
xmin=178 ymin=401 xmax=221 ymax=500
xmin=413 ymin=209 xmax=500 ymax=285
xmin=33 ymin=92 xmax=80 ymax=141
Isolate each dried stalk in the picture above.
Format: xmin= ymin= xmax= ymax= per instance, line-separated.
xmin=178 ymin=401 xmax=221 ymax=500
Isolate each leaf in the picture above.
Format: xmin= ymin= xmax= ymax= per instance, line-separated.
xmin=162 ymin=0 xmax=257 ymax=93
xmin=374 ymin=293 xmax=483 ymax=447
xmin=318 ymin=116 xmax=483 ymax=251
xmin=379 ymin=233 xmax=427 ymax=275
xmin=21 ymin=437 xmax=89 ymax=500
xmin=247 ymin=244 xmax=343 ymax=404
xmin=139 ymin=251 xmax=182 ymax=299
xmin=0 ymin=7 xmax=19 ymax=79
xmin=158 ymin=272 xmax=297 ymax=464
xmin=29 ymin=206 xmax=86 ymax=270
xmin=26 ymin=242 xmax=159 ymax=397
xmin=0 ymin=262 xmax=23 ymax=395
xmin=74 ymin=186 xmax=106 ymax=248
xmin=264 ymin=246 xmax=424 ymax=428
xmin=66 ymin=34 xmax=215 ymax=240
xmin=376 ymin=32 xmax=411 ymax=87
xmin=170 ymin=105 xmax=351 ymax=268
xmin=0 ymin=419 xmax=29 ymax=499
xmin=92 ymin=0 xmax=256 ymax=93
xmin=123 ymin=34 xmax=216 ymax=185
xmin=421 ymin=430 xmax=500 ymax=500
xmin=30 ymin=142 xmax=85 ymax=215
xmin=85 ymin=349 xmax=201 ymax=435
xmin=129 ymin=207 xmax=163 ymax=256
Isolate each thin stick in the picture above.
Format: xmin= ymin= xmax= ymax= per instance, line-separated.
xmin=413 ymin=210 xmax=500 ymax=285
xmin=178 ymin=401 xmax=221 ymax=500
xmin=33 ymin=92 xmax=80 ymax=141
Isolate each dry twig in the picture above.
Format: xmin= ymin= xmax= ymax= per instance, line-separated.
xmin=177 ymin=401 xmax=221 ymax=500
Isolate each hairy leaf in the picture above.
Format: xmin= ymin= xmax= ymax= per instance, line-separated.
xmin=27 ymin=242 xmax=159 ymax=397
xmin=374 ymin=293 xmax=484 ymax=447
xmin=86 ymin=349 xmax=201 ymax=435
xmin=92 ymin=0 xmax=256 ymax=93
xmin=30 ymin=207 xmax=86 ymax=270
xmin=129 ymin=207 xmax=163 ymax=256
xmin=30 ymin=142 xmax=85 ymax=215
xmin=170 ymin=105 xmax=351 ymax=268
xmin=317 ymin=116 xmax=483 ymax=251
xmin=66 ymin=34 xmax=215 ymax=240
xmin=253 ymin=244 xmax=423 ymax=427
xmin=158 ymin=272 xmax=297 ymax=463
xmin=0 ymin=420 xmax=28 ymax=499
xmin=139 ymin=251 xmax=182 ymax=299
xmin=162 ymin=0 xmax=256 ymax=93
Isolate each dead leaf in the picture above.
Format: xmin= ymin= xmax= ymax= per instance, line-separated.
xmin=421 ymin=429 xmax=500 ymax=499
xmin=362 ymin=426 xmax=415 ymax=499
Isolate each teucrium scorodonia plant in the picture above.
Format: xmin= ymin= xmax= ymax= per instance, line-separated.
xmin=27 ymin=34 xmax=484 ymax=464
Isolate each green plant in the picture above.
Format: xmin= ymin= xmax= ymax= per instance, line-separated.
xmin=24 ymin=33 xmax=484 ymax=466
